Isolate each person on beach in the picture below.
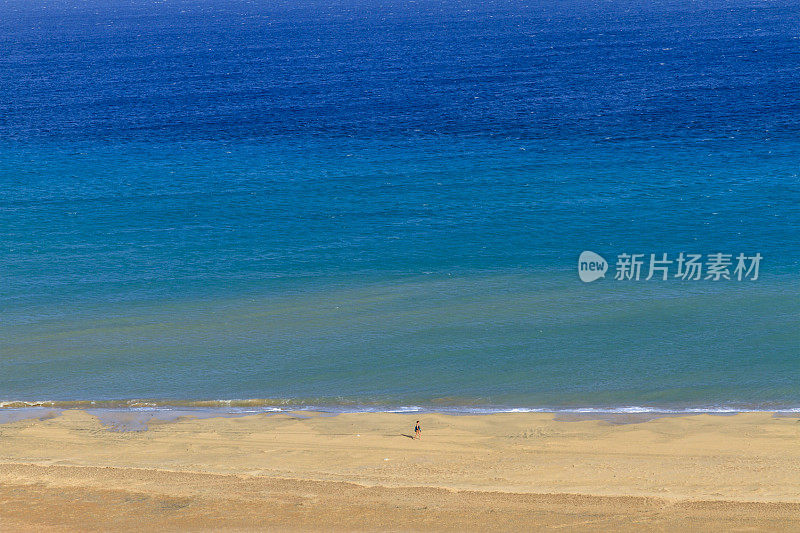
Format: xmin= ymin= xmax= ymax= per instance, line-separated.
xmin=414 ymin=420 xmax=421 ymax=440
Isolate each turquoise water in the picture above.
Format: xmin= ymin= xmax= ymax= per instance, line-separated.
xmin=1 ymin=0 xmax=798 ymax=411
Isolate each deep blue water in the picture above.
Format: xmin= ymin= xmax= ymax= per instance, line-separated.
xmin=0 ymin=0 xmax=798 ymax=410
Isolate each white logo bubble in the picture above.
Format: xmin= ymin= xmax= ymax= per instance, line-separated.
xmin=578 ymin=251 xmax=608 ymax=282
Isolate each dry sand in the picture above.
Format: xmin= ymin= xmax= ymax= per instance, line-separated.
xmin=2 ymin=410 xmax=800 ymax=531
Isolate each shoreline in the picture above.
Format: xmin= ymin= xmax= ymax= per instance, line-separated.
xmin=3 ymin=402 xmax=800 ymax=429
xmin=5 ymin=398 xmax=800 ymax=412
xmin=2 ymin=410 xmax=800 ymax=530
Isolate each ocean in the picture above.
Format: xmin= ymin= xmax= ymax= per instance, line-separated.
xmin=0 ymin=0 xmax=798 ymax=414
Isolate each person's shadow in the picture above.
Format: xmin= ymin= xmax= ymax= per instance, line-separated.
xmin=400 ymin=434 xmax=415 ymax=439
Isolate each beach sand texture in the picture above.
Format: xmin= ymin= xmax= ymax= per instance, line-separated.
xmin=2 ymin=410 xmax=800 ymax=531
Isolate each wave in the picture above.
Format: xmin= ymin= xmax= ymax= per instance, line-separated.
xmin=0 ymin=399 xmax=305 ymax=411
xmin=2 ymin=399 xmax=800 ymax=414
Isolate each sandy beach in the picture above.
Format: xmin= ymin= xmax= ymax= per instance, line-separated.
xmin=1 ymin=410 xmax=799 ymax=531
